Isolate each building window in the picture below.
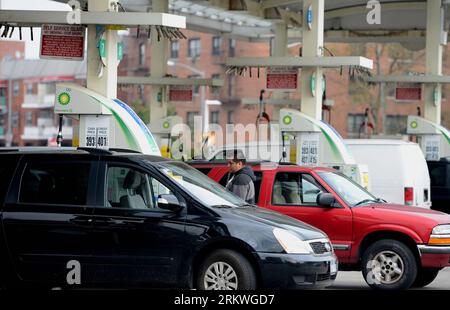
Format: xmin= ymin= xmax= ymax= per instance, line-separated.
xmin=227 ymin=75 xmax=235 ymax=97
xmin=13 ymin=82 xmax=19 ymax=97
xmin=188 ymin=38 xmax=201 ymax=58
xmin=170 ymin=41 xmax=179 ymax=59
xmin=385 ymin=115 xmax=408 ymax=135
xmin=212 ymin=36 xmax=222 ymax=55
xmin=139 ymin=85 xmax=145 ymax=103
xmin=139 ymin=43 xmax=146 ymax=66
xmin=229 ymin=38 xmax=236 ymax=57
xmin=188 ymin=75 xmax=201 ymax=95
xmin=212 ymin=74 xmax=221 ymax=96
xmin=210 ymin=111 xmax=219 ymax=124
xmin=26 ymin=83 xmax=33 ymax=95
xmin=12 ymin=112 xmax=19 ymax=128
xmin=347 ymin=113 xmax=365 ymax=134
xmin=227 ymin=110 xmax=234 ymax=124
xmin=25 ymin=112 xmax=33 ymax=126
xmin=187 ymin=111 xmax=199 ymax=129
xmin=39 ymin=110 xmax=53 ymax=119
xmin=0 ymin=87 xmax=6 ymax=97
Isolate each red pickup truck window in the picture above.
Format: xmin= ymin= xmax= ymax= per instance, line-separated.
xmin=272 ymin=172 xmax=325 ymax=206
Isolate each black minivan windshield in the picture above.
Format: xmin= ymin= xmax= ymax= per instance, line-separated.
xmin=153 ymin=161 xmax=246 ymax=208
xmin=318 ymin=171 xmax=379 ymax=207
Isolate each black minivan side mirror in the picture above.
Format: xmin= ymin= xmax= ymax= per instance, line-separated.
xmin=157 ymin=194 xmax=184 ymax=212
xmin=316 ymin=193 xmax=337 ymax=208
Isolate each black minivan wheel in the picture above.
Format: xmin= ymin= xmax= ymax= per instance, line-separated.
xmin=362 ymin=239 xmax=417 ymax=290
xmin=196 ymin=249 xmax=257 ymax=290
xmin=412 ymin=268 xmax=440 ymax=288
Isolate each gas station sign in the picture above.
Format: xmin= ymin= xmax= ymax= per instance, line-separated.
xmin=40 ymin=24 xmax=85 ymax=61
xmin=169 ymin=85 xmax=193 ymax=102
xmin=266 ymin=67 xmax=298 ymax=90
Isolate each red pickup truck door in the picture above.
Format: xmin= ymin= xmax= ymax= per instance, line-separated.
xmin=262 ymin=170 xmax=353 ymax=260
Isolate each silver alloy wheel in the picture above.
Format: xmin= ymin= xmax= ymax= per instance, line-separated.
xmin=203 ymin=262 xmax=238 ymax=290
xmin=370 ymin=250 xmax=405 ymax=285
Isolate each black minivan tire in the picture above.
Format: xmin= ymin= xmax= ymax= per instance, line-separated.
xmin=197 ymin=249 xmax=257 ymax=290
xmin=361 ymin=239 xmax=417 ymax=290
xmin=412 ymin=268 xmax=440 ymax=288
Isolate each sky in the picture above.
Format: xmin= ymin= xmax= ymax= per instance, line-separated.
xmin=0 ymin=0 xmax=70 ymax=59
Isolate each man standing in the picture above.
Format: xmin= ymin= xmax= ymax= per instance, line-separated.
xmin=225 ymin=152 xmax=256 ymax=204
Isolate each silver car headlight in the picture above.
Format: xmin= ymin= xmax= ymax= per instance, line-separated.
xmin=432 ymin=224 xmax=450 ymax=235
xmin=273 ymin=228 xmax=313 ymax=254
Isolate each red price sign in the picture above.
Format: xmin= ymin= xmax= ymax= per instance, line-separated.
xmin=396 ymin=87 xmax=422 ymax=101
xmin=169 ymin=85 xmax=193 ymax=102
xmin=266 ymin=67 xmax=298 ymax=90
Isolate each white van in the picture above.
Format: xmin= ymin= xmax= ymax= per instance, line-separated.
xmin=345 ymin=139 xmax=431 ymax=209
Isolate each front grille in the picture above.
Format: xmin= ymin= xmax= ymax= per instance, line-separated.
xmin=310 ymin=241 xmax=332 ymax=255
xmin=316 ymin=273 xmax=331 ymax=282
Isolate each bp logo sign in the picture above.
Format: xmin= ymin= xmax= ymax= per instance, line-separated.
xmin=410 ymin=121 xmax=418 ymax=129
xmin=283 ymin=115 xmax=292 ymax=125
xmin=58 ymin=92 xmax=71 ymax=105
xmin=163 ymin=121 xmax=170 ymax=129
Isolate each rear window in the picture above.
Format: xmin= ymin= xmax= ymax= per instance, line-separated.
xmin=195 ymin=167 xmax=212 ymax=176
xmin=0 ymin=155 xmax=20 ymax=205
xmin=428 ymin=163 xmax=449 ymax=187
xmin=19 ymin=162 xmax=91 ymax=206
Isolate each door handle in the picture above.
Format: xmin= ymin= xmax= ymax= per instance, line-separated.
xmin=93 ymin=217 xmax=145 ymax=225
xmin=70 ymin=217 xmax=93 ymax=226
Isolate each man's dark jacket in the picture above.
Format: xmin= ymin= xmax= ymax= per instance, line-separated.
xmin=225 ymin=166 xmax=256 ymax=204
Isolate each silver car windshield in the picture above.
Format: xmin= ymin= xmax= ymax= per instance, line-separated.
xmin=317 ymin=171 xmax=377 ymax=207
xmin=153 ymin=161 xmax=246 ymax=208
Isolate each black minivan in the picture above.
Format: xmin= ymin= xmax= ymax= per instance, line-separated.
xmin=0 ymin=148 xmax=337 ymax=290
xmin=428 ymin=158 xmax=450 ymax=214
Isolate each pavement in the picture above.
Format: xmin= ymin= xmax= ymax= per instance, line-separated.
xmin=330 ymin=268 xmax=450 ymax=290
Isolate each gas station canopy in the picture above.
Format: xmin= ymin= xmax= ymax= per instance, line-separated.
xmin=56 ymin=0 xmax=444 ymax=44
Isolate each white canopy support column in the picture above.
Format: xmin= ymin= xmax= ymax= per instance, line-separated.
xmin=272 ymin=22 xmax=288 ymax=121
xmin=86 ymin=0 xmax=119 ymax=98
xmin=424 ymin=0 xmax=444 ymax=124
xmin=301 ymin=0 xmax=324 ymax=120
xmin=150 ymin=0 xmax=169 ymax=123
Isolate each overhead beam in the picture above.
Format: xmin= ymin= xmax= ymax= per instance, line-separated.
xmin=364 ymin=75 xmax=450 ymax=83
xmin=261 ymin=0 xmax=300 ymax=9
xmin=0 ymin=10 xmax=186 ymax=28
xmin=325 ymin=2 xmax=426 ymax=19
xmin=227 ymin=56 xmax=373 ymax=69
xmin=118 ymin=76 xmax=224 ymax=87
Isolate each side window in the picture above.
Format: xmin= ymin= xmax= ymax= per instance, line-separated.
xmin=0 ymin=155 xmax=20 ymax=205
xmin=106 ymin=166 xmax=175 ymax=210
xmin=272 ymin=172 xmax=325 ymax=206
xmin=19 ymin=162 xmax=90 ymax=205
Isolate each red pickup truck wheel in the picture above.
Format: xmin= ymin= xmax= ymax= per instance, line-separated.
xmin=412 ymin=268 xmax=440 ymax=288
xmin=362 ymin=239 xmax=417 ymax=290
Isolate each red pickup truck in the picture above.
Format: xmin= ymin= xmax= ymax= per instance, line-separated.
xmin=189 ymin=161 xmax=450 ymax=290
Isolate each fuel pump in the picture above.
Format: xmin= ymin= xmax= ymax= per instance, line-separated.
xmin=407 ymin=115 xmax=450 ymax=160
xmin=54 ymin=83 xmax=161 ymax=155
xmin=148 ymin=116 xmax=183 ymax=158
xmin=280 ymin=108 xmax=370 ymax=189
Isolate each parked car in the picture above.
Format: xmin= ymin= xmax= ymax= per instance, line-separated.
xmin=189 ymin=160 xmax=450 ymax=290
xmin=345 ymin=139 xmax=431 ymax=208
xmin=0 ymin=147 xmax=337 ymax=290
xmin=427 ymin=157 xmax=450 ymax=214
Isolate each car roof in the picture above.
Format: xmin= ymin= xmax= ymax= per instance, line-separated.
xmin=0 ymin=147 xmax=169 ymax=163
xmin=188 ymin=160 xmax=336 ymax=172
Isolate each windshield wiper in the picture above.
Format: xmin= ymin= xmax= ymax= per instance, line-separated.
xmin=210 ymin=204 xmax=235 ymax=209
xmin=353 ymin=199 xmax=381 ymax=207
xmin=238 ymin=203 xmax=256 ymax=208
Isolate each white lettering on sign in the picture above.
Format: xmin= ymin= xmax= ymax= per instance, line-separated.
xmin=266 ymin=67 xmax=298 ymax=90
xmin=40 ymin=24 xmax=85 ymax=61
